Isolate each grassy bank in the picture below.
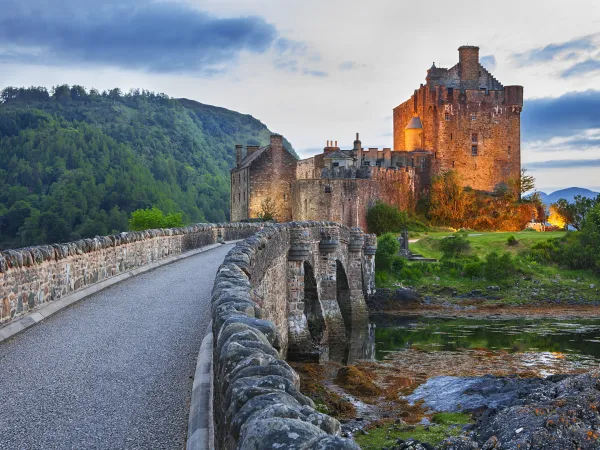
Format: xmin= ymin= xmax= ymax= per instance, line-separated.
xmin=377 ymin=231 xmax=599 ymax=305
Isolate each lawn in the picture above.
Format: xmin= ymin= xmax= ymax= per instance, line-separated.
xmin=410 ymin=231 xmax=567 ymax=260
xmin=377 ymin=230 xmax=600 ymax=305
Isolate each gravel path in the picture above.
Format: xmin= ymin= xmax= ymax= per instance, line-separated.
xmin=0 ymin=244 xmax=232 ymax=450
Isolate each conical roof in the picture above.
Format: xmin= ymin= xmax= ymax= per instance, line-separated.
xmin=405 ymin=116 xmax=423 ymax=130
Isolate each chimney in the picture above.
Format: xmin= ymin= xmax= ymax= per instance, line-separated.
xmin=335 ymin=140 xmax=338 ymax=148
xmin=270 ymin=134 xmax=283 ymax=148
xmin=247 ymin=145 xmax=260 ymax=155
xmin=235 ymin=144 xmax=243 ymax=166
xmin=458 ymin=45 xmax=480 ymax=81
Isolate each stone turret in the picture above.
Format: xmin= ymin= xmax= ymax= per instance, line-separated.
xmin=459 ymin=45 xmax=480 ymax=82
xmin=405 ymin=115 xmax=423 ymax=151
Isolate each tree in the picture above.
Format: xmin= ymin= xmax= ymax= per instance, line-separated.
xmin=257 ymin=197 xmax=277 ymax=221
xmin=366 ymin=201 xmax=408 ymax=235
xmin=128 ymin=207 xmax=184 ymax=231
xmin=428 ymin=171 xmax=467 ymax=227
xmin=375 ymin=233 xmax=400 ymax=272
xmin=520 ymin=168 xmax=536 ymax=194
xmin=552 ymin=195 xmax=598 ymax=230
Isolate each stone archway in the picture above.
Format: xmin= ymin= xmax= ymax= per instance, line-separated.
xmin=336 ymin=260 xmax=352 ymax=339
xmin=303 ymin=261 xmax=325 ymax=345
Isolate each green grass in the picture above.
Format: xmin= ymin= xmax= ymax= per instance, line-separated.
xmin=355 ymin=414 xmax=471 ymax=449
xmin=410 ymin=231 xmax=567 ymax=260
xmin=377 ymin=231 xmax=599 ymax=305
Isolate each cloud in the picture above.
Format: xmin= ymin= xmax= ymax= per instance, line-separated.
xmin=0 ymin=1 xmax=282 ymax=74
xmin=480 ymin=55 xmax=497 ymax=71
xmin=302 ymin=69 xmax=328 ymax=78
xmin=521 ymin=90 xmax=600 ymax=141
xmin=339 ymin=61 xmax=366 ymax=71
xmin=561 ymin=58 xmax=600 ymax=78
xmin=525 ymin=159 xmax=600 ymax=170
xmin=511 ymin=33 xmax=599 ymax=66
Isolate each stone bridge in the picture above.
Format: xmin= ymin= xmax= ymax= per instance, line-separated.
xmin=0 ymin=221 xmax=375 ymax=450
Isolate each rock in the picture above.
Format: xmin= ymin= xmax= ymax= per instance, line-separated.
xmin=238 ymin=418 xmax=326 ymax=450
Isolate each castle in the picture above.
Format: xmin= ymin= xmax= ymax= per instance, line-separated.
xmin=230 ymin=46 xmax=523 ymax=230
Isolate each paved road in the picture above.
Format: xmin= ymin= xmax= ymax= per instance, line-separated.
xmin=0 ymin=244 xmax=232 ymax=450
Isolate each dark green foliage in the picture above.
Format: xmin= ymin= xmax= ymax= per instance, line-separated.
xmin=507 ymin=235 xmax=519 ymax=246
xmin=375 ymin=233 xmax=400 ymax=272
xmin=552 ymin=194 xmax=599 ymax=231
xmin=128 ymin=207 xmax=183 ymax=231
xmin=464 ymin=260 xmax=484 ymax=278
xmin=439 ymin=233 xmax=471 ymax=258
xmin=367 ymin=202 xmax=408 ymax=235
xmin=0 ymin=86 xmax=294 ymax=248
xmin=484 ymin=252 xmax=518 ymax=281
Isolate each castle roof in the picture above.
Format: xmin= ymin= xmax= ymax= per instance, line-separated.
xmin=405 ymin=116 xmax=423 ymax=130
xmin=324 ymin=150 xmax=352 ymax=159
xmin=237 ymin=145 xmax=269 ymax=169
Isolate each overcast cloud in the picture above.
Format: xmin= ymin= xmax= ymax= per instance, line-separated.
xmin=0 ymin=0 xmax=599 ymax=191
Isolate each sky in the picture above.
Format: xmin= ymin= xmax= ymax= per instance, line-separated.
xmin=1 ymin=0 xmax=599 ymax=193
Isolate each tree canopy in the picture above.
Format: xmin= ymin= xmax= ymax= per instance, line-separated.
xmin=0 ymin=85 xmax=294 ymax=248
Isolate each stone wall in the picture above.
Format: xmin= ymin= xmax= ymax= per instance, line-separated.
xmin=211 ymin=221 xmax=375 ymax=449
xmin=0 ymin=223 xmax=260 ymax=326
xmin=290 ymin=168 xmax=417 ymax=230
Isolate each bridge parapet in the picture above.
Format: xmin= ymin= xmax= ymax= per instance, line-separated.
xmin=211 ymin=221 xmax=375 ymax=449
xmin=0 ymin=223 xmax=260 ymax=327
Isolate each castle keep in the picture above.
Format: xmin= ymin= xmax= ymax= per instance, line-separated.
xmin=231 ymin=46 xmax=523 ymax=230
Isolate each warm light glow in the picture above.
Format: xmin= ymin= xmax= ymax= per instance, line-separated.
xmin=548 ymin=206 xmax=566 ymax=229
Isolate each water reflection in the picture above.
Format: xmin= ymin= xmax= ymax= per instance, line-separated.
xmin=372 ymin=316 xmax=600 ymax=362
xmin=327 ymin=319 xmax=376 ymax=364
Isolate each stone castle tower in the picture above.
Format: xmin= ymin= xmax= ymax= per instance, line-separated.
xmin=393 ymin=46 xmax=523 ymax=192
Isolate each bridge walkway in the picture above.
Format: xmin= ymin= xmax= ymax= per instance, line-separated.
xmin=0 ymin=244 xmax=233 ymax=450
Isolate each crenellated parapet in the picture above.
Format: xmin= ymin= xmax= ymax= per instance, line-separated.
xmin=211 ymin=221 xmax=374 ymax=449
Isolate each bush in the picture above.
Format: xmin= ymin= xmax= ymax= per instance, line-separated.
xmin=375 ymin=233 xmax=400 ymax=272
xmin=439 ymin=233 xmax=471 ymax=258
xmin=507 ymin=235 xmax=519 ymax=246
xmin=484 ymin=251 xmax=518 ymax=281
xmin=464 ymin=261 xmax=484 ymax=278
xmin=367 ymin=202 xmax=408 ymax=235
xmin=128 ymin=207 xmax=184 ymax=231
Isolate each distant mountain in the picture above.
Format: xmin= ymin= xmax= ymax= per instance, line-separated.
xmin=0 ymin=85 xmax=295 ymax=249
xmin=534 ymin=187 xmax=599 ymax=206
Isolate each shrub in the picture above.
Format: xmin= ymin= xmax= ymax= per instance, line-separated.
xmin=128 ymin=207 xmax=184 ymax=231
xmin=464 ymin=261 xmax=484 ymax=278
xmin=367 ymin=202 xmax=408 ymax=235
xmin=507 ymin=235 xmax=519 ymax=246
xmin=375 ymin=233 xmax=400 ymax=272
xmin=439 ymin=233 xmax=471 ymax=258
xmin=484 ymin=251 xmax=517 ymax=281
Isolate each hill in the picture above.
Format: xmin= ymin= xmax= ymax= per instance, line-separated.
xmin=535 ymin=187 xmax=599 ymax=206
xmin=0 ymin=86 xmax=295 ymax=249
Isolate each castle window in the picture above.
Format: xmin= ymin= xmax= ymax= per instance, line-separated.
xmin=452 ymin=161 xmax=455 ymax=168
xmin=376 ymin=160 xmax=382 ymax=167
xmin=364 ymin=161 xmax=370 ymax=166
xmin=325 ymin=185 xmax=332 ymax=193
xmin=450 ymin=133 xmax=453 ymax=140
xmin=471 ymin=145 xmax=478 ymax=156
xmin=445 ymin=112 xmax=450 ymax=121
xmin=471 ymin=114 xmax=477 ymax=121
xmin=332 ymin=162 xmax=340 ymax=167
xmin=508 ymin=145 xmax=511 ymax=155
xmin=243 ymin=191 xmax=246 ymax=201
xmin=238 ymin=173 xmax=241 ymax=183
xmin=238 ymin=193 xmax=241 ymax=202
xmin=447 ymin=88 xmax=454 ymax=95
xmin=472 ymin=133 xmax=478 ymax=143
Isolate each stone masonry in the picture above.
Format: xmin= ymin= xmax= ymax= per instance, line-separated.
xmin=211 ymin=221 xmax=375 ymax=449
xmin=231 ymin=45 xmax=523 ymax=230
xmin=0 ymin=223 xmax=260 ymax=327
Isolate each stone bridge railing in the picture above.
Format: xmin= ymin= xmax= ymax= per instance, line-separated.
xmin=211 ymin=221 xmax=376 ymax=449
xmin=0 ymin=223 xmax=260 ymax=327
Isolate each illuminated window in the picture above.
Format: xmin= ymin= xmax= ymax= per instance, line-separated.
xmin=471 ymin=114 xmax=477 ymax=121
xmin=445 ymin=112 xmax=450 ymax=121
xmin=472 ymin=133 xmax=478 ymax=143
xmin=471 ymin=145 xmax=478 ymax=156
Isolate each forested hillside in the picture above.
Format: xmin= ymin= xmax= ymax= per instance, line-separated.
xmin=0 ymin=86 xmax=294 ymax=249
